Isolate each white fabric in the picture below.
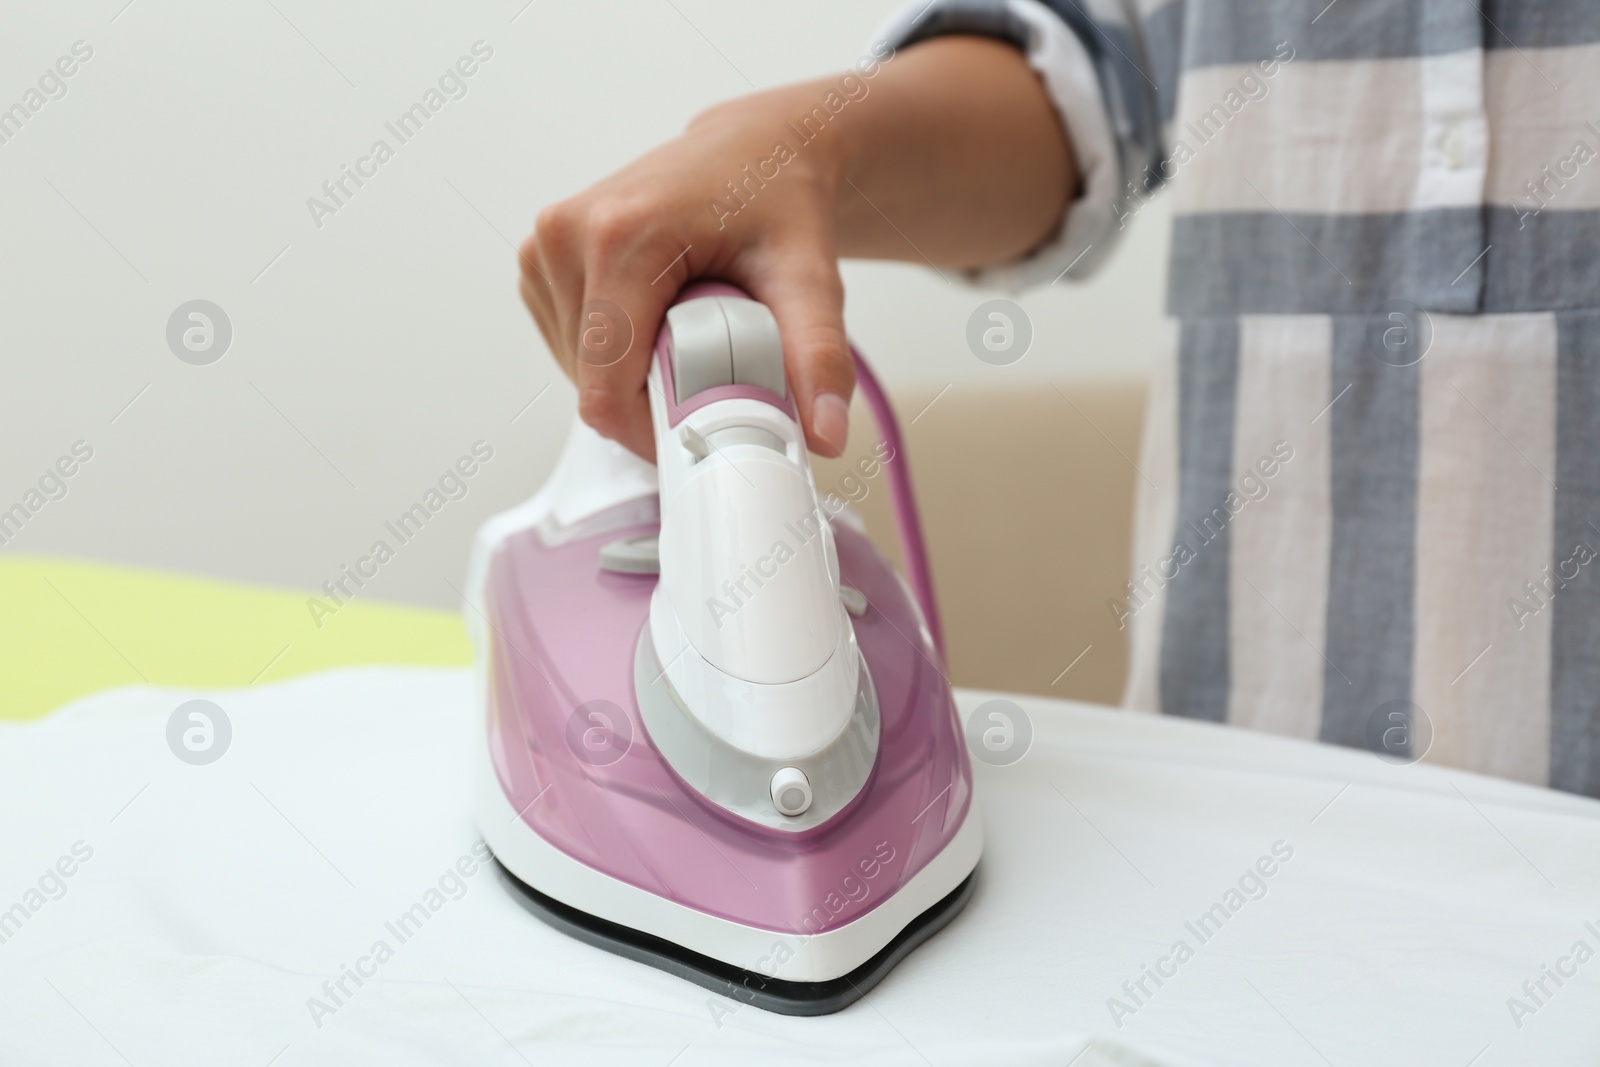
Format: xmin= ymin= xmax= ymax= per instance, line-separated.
xmin=4 ymin=667 xmax=1599 ymax=1065
xmin=1121 ymin=319 xmax=1179 ymax=714
xmin=1225 ymin=315 xmax=1332 ymax=737
xmin=1413 ymin=314 xmax=1558 ymax=785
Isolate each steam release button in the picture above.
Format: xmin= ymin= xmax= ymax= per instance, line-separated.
xmin=770 ymin=766 xmax=812 ymax=817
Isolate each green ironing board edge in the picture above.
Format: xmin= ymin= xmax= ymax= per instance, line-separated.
xmin=1 ymin=555 xmax=472 ymax=722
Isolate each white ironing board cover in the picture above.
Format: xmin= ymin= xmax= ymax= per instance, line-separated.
xmin=3 ymin=667 xmax=1597 ymax=1066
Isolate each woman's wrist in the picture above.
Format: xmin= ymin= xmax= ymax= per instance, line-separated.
xmin=687 ymin=78 xmax=860 ymax=211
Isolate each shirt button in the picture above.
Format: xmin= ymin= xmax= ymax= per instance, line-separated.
xmin=1441 ymin=122 xmax=1468 ymax=170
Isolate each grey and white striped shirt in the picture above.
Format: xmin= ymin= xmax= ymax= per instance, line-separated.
xmin=882 ymin=0 xmax=1600 ymax=796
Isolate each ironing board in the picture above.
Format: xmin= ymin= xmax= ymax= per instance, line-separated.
xmin=5 ymin=559 xmax=1599 ymax=1065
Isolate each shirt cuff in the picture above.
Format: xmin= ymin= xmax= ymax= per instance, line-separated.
xmin=871 ymin=0 xmax=1125 ymax=290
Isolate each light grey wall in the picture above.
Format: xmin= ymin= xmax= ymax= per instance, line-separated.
xmin=0 ymin=0 xmax=1169 ymax=610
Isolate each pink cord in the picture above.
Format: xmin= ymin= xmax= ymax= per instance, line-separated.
xmin=849 ymin=344 xmax=945 ymax=659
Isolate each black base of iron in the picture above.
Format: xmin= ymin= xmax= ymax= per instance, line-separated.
xmin=493 ymin=859 xmax=977 ymax=1016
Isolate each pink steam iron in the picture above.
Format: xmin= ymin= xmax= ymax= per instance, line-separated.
xmin=466 ymin=281 xmax=981 ymax=1015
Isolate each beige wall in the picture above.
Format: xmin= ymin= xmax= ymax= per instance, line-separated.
xmin=817 ymin=379 xmax=1146 ymax=706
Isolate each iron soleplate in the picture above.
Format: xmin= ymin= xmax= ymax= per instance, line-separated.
xmin=493 ymin=859 xmax=977 ymax=1016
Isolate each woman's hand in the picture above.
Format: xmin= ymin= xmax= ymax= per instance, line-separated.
xmin=518 ymin=36 xmax=1075 ymax=461
xmin=519 ymin=83 xmax=857 ymax=462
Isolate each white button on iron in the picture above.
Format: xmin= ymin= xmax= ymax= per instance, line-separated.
xmin=770 ymin=766 xmax=813 ymax=817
